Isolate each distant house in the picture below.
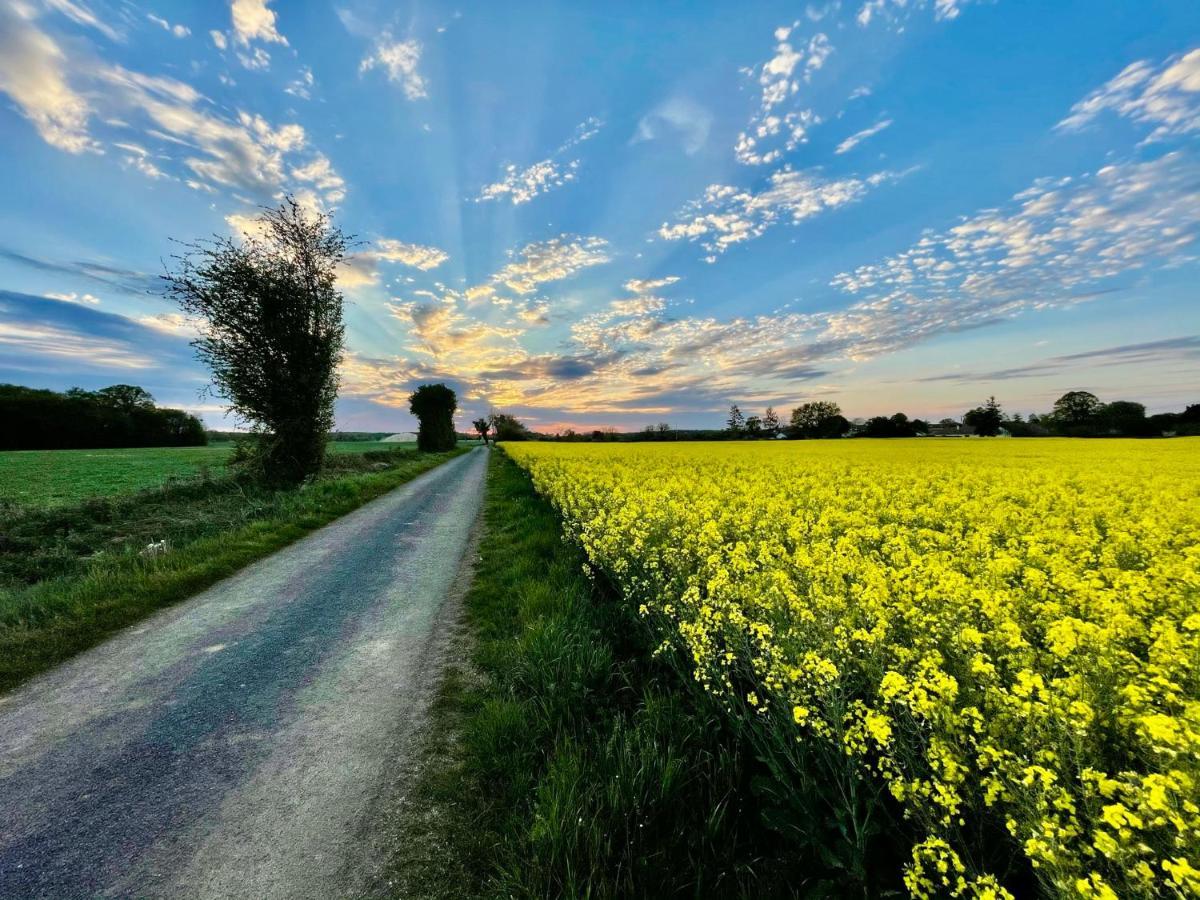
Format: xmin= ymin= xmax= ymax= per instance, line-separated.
xmin=926 ymin=421 xmax=976 ymax=437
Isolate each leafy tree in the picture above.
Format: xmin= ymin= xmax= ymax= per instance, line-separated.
xmin=789 ymin=401 xmax=843 ymax=438
xmin=472 ymin=416 xmax=491 ymax=445
xmin=964 ymin=396 xmax=1004 ymax=436
xmin=164 ymin=196 xmax=347 ymax=484
xmin=763 ymin=407 xmax=780 ymax=437
xmin=860 ymin=413 xmax=920 ymax=438
xmin=745 ymin=415 xmax=763 ymax=437
xmin=727 ymin=404 xmax=745 ymax=435
xmin=1102 ymin=400 xmax=1149 ymax=436
xmin=409 ymin=383 xmax=458 ymax=451
xmin=1052 ymin=391 xmax=1103 ymax=430
xmin=490 ymin=412 xmax=531 ymax=441
xmin=95 ymin=384 xmax=156 ymax=411
xmin=0 ymin=383 xmax=206 ymax=450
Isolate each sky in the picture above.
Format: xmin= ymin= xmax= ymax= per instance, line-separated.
xmin=0 ymin=0 xmax=1197 ymax=434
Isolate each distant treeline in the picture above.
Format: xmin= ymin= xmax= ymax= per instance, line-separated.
xmin=1 ymin=384 xmax=207 ymax=451
xmin=205 ymin=430 xmax=394 ymax=443
xmin=483 ymin=391 xmax=1200 ymax=443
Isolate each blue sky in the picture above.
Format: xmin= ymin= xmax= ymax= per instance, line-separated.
xmin=0 ymin=0 xmax=1197 ymax=433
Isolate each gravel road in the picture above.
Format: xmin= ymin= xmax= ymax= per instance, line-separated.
xmin=0 ymin=446 xmax=488 ymax=899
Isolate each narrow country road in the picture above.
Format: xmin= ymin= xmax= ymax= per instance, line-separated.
xmin=0 ymin=446 xmax=489 ymax=900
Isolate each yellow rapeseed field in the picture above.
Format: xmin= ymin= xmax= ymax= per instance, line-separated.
xmin=505 ymin=438 xmax=1200 ymax=898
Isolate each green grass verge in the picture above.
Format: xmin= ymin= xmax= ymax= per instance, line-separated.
xmin=0 ymin=447 xmax=467 ymax=692
xmin=386 ymin=450 xmax=802 ymax=899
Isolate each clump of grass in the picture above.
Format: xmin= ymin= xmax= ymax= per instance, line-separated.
xmin=0 ymin=447 xmax=466 ymax=692
xmin=387 ymin=452 xmax=806 ymax=899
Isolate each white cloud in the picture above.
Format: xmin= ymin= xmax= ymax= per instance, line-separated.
xmin=857 ymin=0 xmax=969 ymax=27
xmin=115 ymin=141 xmax=167 ymax=178
xmin=478 ymin=117 xmax=602 ymax=204
xmin=831 ymin=152 xmax=1200 ymax=321
xmin=43 ymin=0 xmax=121 ymax=41
xmin=0 ymin=2 xmax=99 ymax=153
xmin=138 ymin=312 xmax=200 ymax=337
xmin=1057 ymin=49 xmax=1200 ymax=143
xmin=238 ymin=46 xmax=271 ymax=71
xmin=360 ymin=35 xmax=427 ymax=99
xmin=734 ymin=25 xmax=833 ymax=165
xmin=95 ymin=67 xmax=344 ymax=203
xmin=374 ymin=239 xmax=449 ymax=270
xmin=632 ymin=98 xmax=713 ymax=155
xmin=334 ymin=237 xmax=449 ymax=288
xmin=660 ymin=168 xmax=898 ymax=257
xmin=624 ymin=276 xmax=680 ymax=294
xmin=559 ymin=116 xmax=604 ymax=151
xmin=835 ymin=117 xmax=892 ymax=154
xmin=230 ymin=0 xmax=287 ymax=46
xmin=44 ymin=291 xmax=100 ymax=305
xmin=210 ymin=29 xmax=228 ymax=49
xmin=490 ymin=236 xmax=611 ymax=294
xmin=477 ymin=159 xmax=580 ymax=205
xmin=0 ymin=321 xmax=153 ymax=369
xmin=147 ymin=13 xmax=190 ymax=38
xmin=291 ymin=153 xmax=345 ymax=203
xmin=285 ymin=66 xmax=314 ymax=99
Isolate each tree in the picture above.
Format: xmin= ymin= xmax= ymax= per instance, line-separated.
xmin=490 ymin=412 xmax=531 ymax=441
xmin=0 ymin=383 xmax=206 ymax=450
xmin=1102 ymin=400 xmax=1149 ymax=436
xmin=964 ymin=396 xmax=1004 ymax=436
xmin=763 ymin=407 xmax=780 ymax=437
xmin=95 ymin=384 xmax=156 ymax=411
xmin=1051 ymin=391 xmax=1103 ymax=432
xmin=164 ymin=196 xmax=347 ymax=484
xmin=789 ymin=401 xmax=843 ymax=438
xmin=409 ymin=384 xmax=458 ymax=451
xmin=726 ymin=404 xmax=745 ymax=435
xmin=656 ymin=422 xmax=672 ymax=438
xmin=472 ymin=417 xmax=491 ymax=445
xmin=860 ymin=413 xmax=919 ymax=438
xmin=745 ymin=415 xmax=763 ymax=437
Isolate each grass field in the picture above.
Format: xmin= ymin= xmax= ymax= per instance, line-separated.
xmin=0 ymin=440 xmax=421 ymax=508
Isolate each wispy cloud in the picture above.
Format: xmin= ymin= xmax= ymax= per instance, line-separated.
xmin=360 ymin=35 xmax=427 ymax=99
xmin=43 ymin=0 xmax=122 ymax=41
xmin=734 ymin=24 xmax=831 ymax=165
xmin=1057 ymin=48 xmax=1200 ymax=143
xmin=489 ymin=235 xmax=611 ymax=294
xmin=632 ymin=98 xmax=713 ymax=155
xmin=835 ymin=117 xmax=892 ymax=154
xmin=856 ymin=0 xmax=971 ymax=28
xmin=832 ymin=153 xmax=1200 ymax=305
xmin=660 ymin=168 xmax=899 ymax=259
xmin=478 ymin=118 xmax=603 ymax=205
xmin=0 ymin=1 xmax=99 ymax=153
xmin=147 ymin=13 xmax=190 ymax=39
xmin=336 ymin=238 xmax=449 ymax=288
xmin=914 ymin=337 xmax=1200 ymax=383
xmin=477 ymin=160 xmax=580 ymax=205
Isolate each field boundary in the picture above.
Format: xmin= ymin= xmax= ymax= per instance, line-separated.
xmin=380 ymin=449 xmax=801 ymax=899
